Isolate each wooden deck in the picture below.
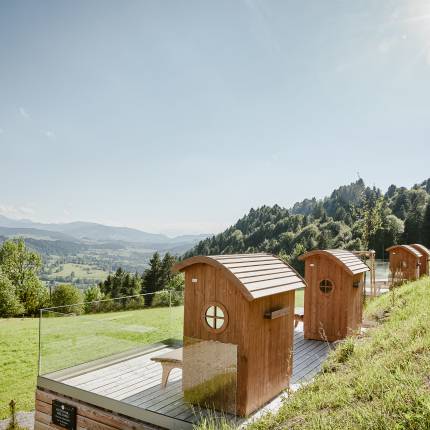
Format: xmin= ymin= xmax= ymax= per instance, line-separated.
xmin=38 ymin=325 xmax=331 ymax=429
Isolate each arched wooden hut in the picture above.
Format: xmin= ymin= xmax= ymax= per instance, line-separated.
xmin=386 ymin=245 xmax=422 ymax=282
xmin=299 ymin=249 xmax=369 ymax=342
xmin=410 ymin=243 xmax=430 ymax=277
xmin=173 ymin=253 xmax=306 ymax=417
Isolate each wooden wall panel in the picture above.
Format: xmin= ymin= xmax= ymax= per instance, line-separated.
xmin=418 ymin=254 xmax=429 ymax=276
xmin=389 ymin=249 xmax=420 ymax=281
xmin=35 ymin=389 xmax=157 ymax=430
xmin=245 ymin=291 xmax=294 ymax=415
xmin=182 ymin=263 xmax=295 ymax=416
xmin=304 ymin=255 xmax=363 ymax=341
xmin=183 ymin=264 xmax=250 ymax=415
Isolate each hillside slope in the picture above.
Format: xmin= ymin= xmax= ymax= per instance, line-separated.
xmin=245 ymin=277 xmax=430 ymax=430
xmin=185 ymin=178 xmax=430 ymax=268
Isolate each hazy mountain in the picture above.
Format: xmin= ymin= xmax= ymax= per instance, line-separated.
xmin=0 ymin=215 xmax=209 ymax=246
xmin=0 ymin=226 xmax=77 ymax=242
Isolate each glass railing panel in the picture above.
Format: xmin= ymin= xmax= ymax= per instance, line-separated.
xmin=182 ymin=336 xmax=237 ymax=418
xmin=39 ymin=291 xmax=184 ymax=376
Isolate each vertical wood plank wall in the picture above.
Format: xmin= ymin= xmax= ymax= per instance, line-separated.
xmin=304 ymin=255 xmax=364 ymax=342
xmin=245 ymin=291 xmax=294 ymax=415
xmin=182 ymin=263 xmax=295 ymax=416
xmin=418 ymin=254 xmax=429 ymax=276
xmin=388 ymin=249 xmax=420 ymax=281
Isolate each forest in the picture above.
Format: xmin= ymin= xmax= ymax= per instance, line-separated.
xmin=184 ymin=178 xmax=430 ymax=273
xmin=0 ymin=238 xmax=182 ymax=318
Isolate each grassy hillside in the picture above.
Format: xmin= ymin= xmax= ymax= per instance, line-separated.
xmin=244 ymin=277 xmax=430 ymax=430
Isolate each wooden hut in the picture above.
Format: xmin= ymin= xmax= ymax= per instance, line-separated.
xmin=410 ymin=244 xmax=430 ymax=277
xmin=299 ymin=249 xmax=369 ymax=342
xmin=173 ymin=253 xmax=306 ymax=417
xmin=386 ymin=245 xmax=422 ymax=282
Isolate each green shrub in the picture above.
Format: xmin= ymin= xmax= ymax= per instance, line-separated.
xmin=51 ymin=284 xmax=83 ymax=314
xmin=0 ymin=239 xmax=48 ymax=315
xmin=83 ymin=285 xmax=104 ymax=313
xmin=0 ymin=273 xmax=24 ymax=317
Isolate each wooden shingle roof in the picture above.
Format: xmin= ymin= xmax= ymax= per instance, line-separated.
xmin=386 ymin=245 xmax=422 ymax=258
xmin=173 ymin=253 xmax=306 ymax=301
xmin=299 ymin=249 xmax=370 ymax=275
xmin=410 ymin=243 xmax=430 ymax=258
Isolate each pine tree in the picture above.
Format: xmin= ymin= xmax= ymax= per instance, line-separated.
xmin=111 ymin=268 xmax=124 ymax=298
xmin=403 ymin=204 xmax=424 ymax=244
xmin=142 ymin=252 xmax=163 ymax=305
xmin=421 ymin=203 xmax=430 ymax=247
xmin=160 ymin=253 xmax=176 ymax=287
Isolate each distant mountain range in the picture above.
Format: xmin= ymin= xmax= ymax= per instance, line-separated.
xmin=0 ymin=215 xmax=210 ymax=250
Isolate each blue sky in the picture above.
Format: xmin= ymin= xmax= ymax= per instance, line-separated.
xmin=0 ymin=1 xmax=429 ymax=236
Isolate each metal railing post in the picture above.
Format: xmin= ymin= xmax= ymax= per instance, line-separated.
xmin=38 ymin=309 xmax=42 ymax=375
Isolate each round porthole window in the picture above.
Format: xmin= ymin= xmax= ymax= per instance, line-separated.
xmin=319 ymin=279 xmax=333 ymax=294
xmin=202 ymin=303 xmax=228 ymax=333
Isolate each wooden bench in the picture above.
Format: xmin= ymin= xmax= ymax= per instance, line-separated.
xmin=294 ymin=307 xmax=304 ymax=328
xmin=151 ymin=348 xmax=183 ymax=388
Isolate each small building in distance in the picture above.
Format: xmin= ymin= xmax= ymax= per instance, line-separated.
xmin=409 ymin=244 xmax=430 ymax=277
xmin=386 ymin=245 xmax=422 ymax=282
xmin=173 ymin=253 xmax=306 ymax=417
xmin=299 ymin=249 xmax=369 ymax=342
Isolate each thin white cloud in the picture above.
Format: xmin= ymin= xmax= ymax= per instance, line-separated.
xmin=0 ymin=205 xmax=35 ymax=219
xmin=0 ymin=128 xmax=3 ymax=134
xmin=43 ymin=130 xmax=55 ymax=139
xmin=19 ymin=107 xmax=29 ymax=118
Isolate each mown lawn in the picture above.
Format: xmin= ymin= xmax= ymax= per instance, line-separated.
xmin=0 ymin=292 xmax=305 ymax=420
xmin=241 ymin=277 xmax=430 ymax=430
xmin=0 ymin=318 xmax=39 ymax=419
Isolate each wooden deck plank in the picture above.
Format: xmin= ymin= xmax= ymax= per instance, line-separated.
xmin=127 ymin=380 xmax=183 ymax=409
xmin=66 ymin=347 xmax=175 ymax=387
xmin=57 ymin=327 xmax=332 ymax=426
xmin=125 ymin=379 xmax=182 ymax=406
xmin=96 ymin=367 xmax=175 ymax=397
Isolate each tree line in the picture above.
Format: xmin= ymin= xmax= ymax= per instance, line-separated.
xmin=0 ymin=239 xmax=183 ymax=318
xmin=97 ymin=251 xmax=183 ymax=306
xmin=184 ymin=178 xmax=430 ymax=274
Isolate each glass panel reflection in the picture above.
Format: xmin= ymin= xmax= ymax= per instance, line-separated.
xmin=182 ymin=336 xmax=237 ymax=415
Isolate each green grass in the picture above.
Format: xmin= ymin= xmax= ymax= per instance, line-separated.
xmin=295 ymin=288 xmax=304 ymax=307
xmin=244 ymin=277 xmax=430 ymax=430
xmin=0 ymin=318 xmax=39 ymax=420
xmin=0 ymin=292 xmax=305 ymax=420
xmin=46 ymin=263 xmax=109 ymax=281
xmin=0 ymin=306 xmax=184 ymax=419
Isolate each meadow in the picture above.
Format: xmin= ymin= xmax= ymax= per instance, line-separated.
xmin=46 ymin=262 xmax=109 ymax=281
